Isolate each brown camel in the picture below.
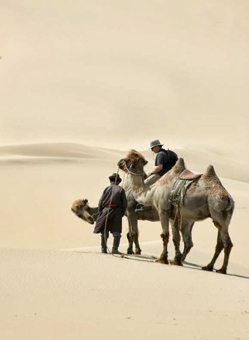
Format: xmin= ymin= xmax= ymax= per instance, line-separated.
xmin=71 ymin=199 xmax=98 ymax=225
xmin=117 ymin=150 xmax=234 ymax=274
xmin=71 ymin=193 xmax=160 ymax=254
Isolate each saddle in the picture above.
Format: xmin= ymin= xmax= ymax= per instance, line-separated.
xmin=179 ymin=169 xmax=202 ymax=180
xmin=169 ymin=169 xmax=202 ymax=207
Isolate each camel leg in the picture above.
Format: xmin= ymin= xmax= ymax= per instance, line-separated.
xmin=216 ymin=230 xmax=233 ymax=274
xmin=181 ymin=221 xmax=194 ymax=261
xmin=203 ymin=221 xmax=233 ymax=275
xmin=202 ymin=230 xmax=223 ymax=272
xmin=133 ymin=232 xmax=141 ymax=255
xmin=156 ymin=212 xmax=170 ymax=264
xmin=126 ymin=231 xmax=142 ymax=255
xmin=171 ymin=222 xmax=182 ymax=266
xmin=126 ymin=212 xmax=141 ymax=255
xmin=126 ymin=232 xmax=134 ymax=254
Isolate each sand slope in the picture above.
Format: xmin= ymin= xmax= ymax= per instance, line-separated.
xmin=1 ymin=0 xmax=249 ymax=339
xmin=0 ymin=248 xmax=249 ymax=340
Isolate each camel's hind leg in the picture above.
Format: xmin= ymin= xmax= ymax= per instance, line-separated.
xmin=181 ymin=221 xmax=194 ymax=262
xmin=202 ymin=221 xmax=233 ymax=274
xmin=202 ymin=193 xmax=234 ymax=274
xmin=216 ymin=227 xmax=233 ymax=274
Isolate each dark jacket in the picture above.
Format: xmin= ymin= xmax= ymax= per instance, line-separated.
xmin=94 ymin=184 xmax=127 ymax=234
xmin=155 ymin=148 xmax=178 ymax=176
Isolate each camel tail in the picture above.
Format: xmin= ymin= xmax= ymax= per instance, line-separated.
xmin=226 ymin=194 xmax=235 ymax=213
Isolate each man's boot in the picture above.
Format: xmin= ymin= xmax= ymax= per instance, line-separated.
xmin=101 ymin=233 xmax=109 ymax=253
xmin=112 ymin=234 xmax=122 ymax=254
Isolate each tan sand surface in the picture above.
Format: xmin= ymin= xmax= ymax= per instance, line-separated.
xmin=0 ymin=248 xmax=249 ymax=340
xmin=0 ymin=0 xmax=249 ymax=339
xmin=0 ymin=144 xmax=248 ymax=339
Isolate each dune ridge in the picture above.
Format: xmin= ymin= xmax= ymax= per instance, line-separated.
xmin=0 ymin=142 xmax=248 ymax=182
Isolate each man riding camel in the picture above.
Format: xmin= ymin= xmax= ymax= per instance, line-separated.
xmin=145 ymin=139 xmax=178 ymax=186
xmin=135 ymin=139 xmax=178 ymax=212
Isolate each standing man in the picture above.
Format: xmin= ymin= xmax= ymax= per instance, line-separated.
xmin=94 ymin=173 xmax=127 ymax=254
xmin=145 ymin=139 xmax=178 ymax=186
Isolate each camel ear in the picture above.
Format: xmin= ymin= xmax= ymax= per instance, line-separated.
xmin=82 ymin=199 xmax=88 ymax=204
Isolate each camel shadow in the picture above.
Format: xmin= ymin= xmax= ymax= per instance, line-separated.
xmin=67 ymin=250 xmax=249 ymax=279
xmin=183 ymin=260 xmax=249 ymax=280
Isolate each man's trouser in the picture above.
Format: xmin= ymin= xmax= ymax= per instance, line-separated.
xmin=144 ymin=173 xmax=160 ymax=186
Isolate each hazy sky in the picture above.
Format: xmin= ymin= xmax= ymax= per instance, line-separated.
xmin=1 ymin=0 xmax=248 ymax=150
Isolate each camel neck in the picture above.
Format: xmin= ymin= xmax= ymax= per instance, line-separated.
xmin=89 ymin=206 xmax=99 ymax=221
xmin=129 ymin=174 xmax=151 ymax=205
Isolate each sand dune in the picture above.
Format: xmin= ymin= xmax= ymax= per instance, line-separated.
xmin=1 ymin=142 xmax=248 ymax=182
xmin=0 ymin=143 xmax=248 ymax=339
xmin=0 ymin=143 xmax=123 ymax=161
xmin=1 ymin=0 xmax=248 ymax=339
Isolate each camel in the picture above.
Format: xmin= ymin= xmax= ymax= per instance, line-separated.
xmin=117 ymin=150 xmax=234 ymax=274
xmin=71 ymin=199 xmax=98 ymax=225
xmin=71 ymin=193 xmax=160 ymax=254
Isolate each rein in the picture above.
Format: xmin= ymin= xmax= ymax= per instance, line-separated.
xmin=123 ymin=163 xmax=144 ymax=176
xmin=127 ymin=169 xmax=144 ymax=176
xmin=88 ymin=209 xmax=99 ymax=220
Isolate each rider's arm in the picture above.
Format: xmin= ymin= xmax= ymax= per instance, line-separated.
xmin=150 ymin=164 xmax=163 ymax=175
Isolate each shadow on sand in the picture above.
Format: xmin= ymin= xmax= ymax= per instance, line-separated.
xmin=69 ymin=250 xmax=249 ymax=279
xmin=183 ymin=261 xmax=249 ymax=280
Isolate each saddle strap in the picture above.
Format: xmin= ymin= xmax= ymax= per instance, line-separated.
xmin=169 ymin=178 xmax=195 ymax=207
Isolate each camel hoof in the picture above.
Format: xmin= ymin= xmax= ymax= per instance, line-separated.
xmin=216 ymin=268 xmax=227 ymax=275
xmin=135 ymin=249 xmax=142 ymax=255
xmin=127 ymin=249 xmax=134 ymax=255
xmin=202 ymin=265 xmax=213 ymax=272
xmin=169 ymin=259 xmax=183 ymax=266
xmin=181 ymin=255 xmax=187 ymax=262
xmin=156 ymin=258 xmax=169 ymax=264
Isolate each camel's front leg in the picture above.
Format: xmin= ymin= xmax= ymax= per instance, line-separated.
xmin=126 ymin=211 xmax=141 ymax=255
xmin=171 ymin=220 xmax=182 ymax=266
xmin=157 ymin=211 xmax=170 ymax=264
xmin=126 ymin=232 xmax=133 ymax=254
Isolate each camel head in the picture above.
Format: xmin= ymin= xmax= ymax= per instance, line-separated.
xmin=117 ymin=149 xmax=148 ymax=175
xmin=71 ymin=198 xmax=95 ymax=225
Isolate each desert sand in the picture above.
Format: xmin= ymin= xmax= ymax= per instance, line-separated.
xmin=0 ymin=1 xmax=248 ymax=339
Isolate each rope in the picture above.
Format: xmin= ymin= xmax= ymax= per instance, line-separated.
xmin=121 ymin=160 xmax=144 ymax=176
xmin=120 ymin=254 xmax=157 ymax=263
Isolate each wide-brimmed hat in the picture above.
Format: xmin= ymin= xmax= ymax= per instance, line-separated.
xmin=109 ymin=173 xmax=121 ymax=183
xmin=150 ymin=139 xmax=163 ymax=149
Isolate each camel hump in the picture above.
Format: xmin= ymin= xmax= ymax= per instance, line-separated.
xmin=203 ymin=165 xmax=219 ymax=181
xmin=203 ymin=165 xmax=218 ymax=179
xmin=175 ymin=157 xmax=185 ymax=170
